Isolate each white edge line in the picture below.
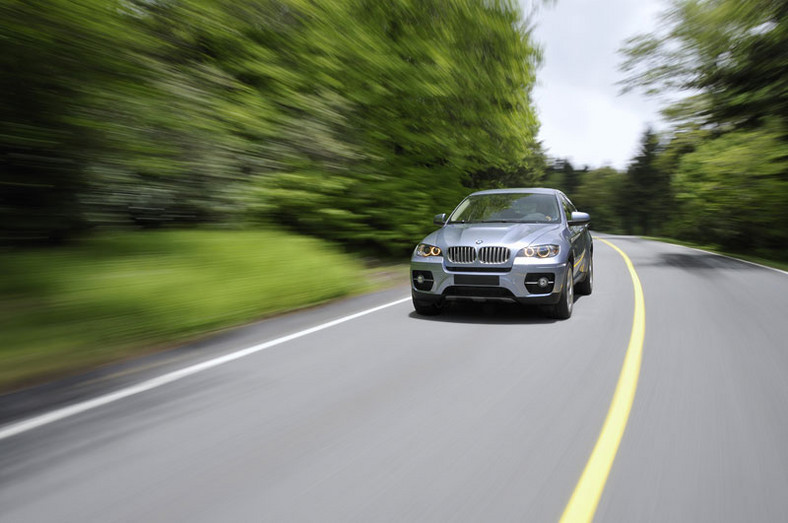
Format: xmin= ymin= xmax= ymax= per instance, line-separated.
xmin=0 ymin=297 xmax=411 ymax=441
xmin=597 ymin=235 xmax=787 ymax=277
xmin=658 ymin=239 xmax=788 ymax=276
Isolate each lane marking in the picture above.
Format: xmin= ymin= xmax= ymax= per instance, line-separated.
xmin=599 ymin=235 xmax=787 ymax=276
xmin=0 ymin=297 xmax=411 ymax=441
xmin=560 ymin=238 xmax=646 ymax=523
xmin=664 ymin=241 xmax=788 ymax=276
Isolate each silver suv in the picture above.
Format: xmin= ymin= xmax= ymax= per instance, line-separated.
xmin=411 ymin=188 xmax=592 ymax=319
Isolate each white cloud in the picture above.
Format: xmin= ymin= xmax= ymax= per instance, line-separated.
xmin=527 ymin=0 xmax=667 ymax=169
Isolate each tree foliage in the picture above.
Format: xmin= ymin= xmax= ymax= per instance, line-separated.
xmin=671 ymin=123 xmax=788 ymax=249
xmin=0 ymin=0 xmax=544 ymax=252
xmin=573 ymin=167 xmax=626 ymax=234
xmin=620 ymin=0 xmax=788 ymax=130
xmin=620 ymin=129 xmax=671 ymax=236
xmin=536 ymin=0 xmax=786 ymax=258
xmin=615 ymin=0 xmax=788 ymax=256
xmin=541 ymin=158 xmax=586 ymax=199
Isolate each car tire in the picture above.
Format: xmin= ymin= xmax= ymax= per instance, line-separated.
xmin=576 ymin=255 xmax=593 ymax=296
xmin=412 ymin=294 xmax=444 ymax=316
xmin=547 ymin=266 xmax=573 ymax=319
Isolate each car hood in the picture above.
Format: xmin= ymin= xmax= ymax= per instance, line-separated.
xmin=425 ymin=223 xmax=563 ymax=248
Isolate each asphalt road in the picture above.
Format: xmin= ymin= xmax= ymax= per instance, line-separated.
xmin=1 ymin=236 xmax=787 ymax=522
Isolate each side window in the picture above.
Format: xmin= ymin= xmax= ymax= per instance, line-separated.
xmin=560 ymin=196 xmax=573 ymax=222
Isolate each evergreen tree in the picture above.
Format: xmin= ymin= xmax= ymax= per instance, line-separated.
xmin=622 ymin=129 xmax=669 ymax=235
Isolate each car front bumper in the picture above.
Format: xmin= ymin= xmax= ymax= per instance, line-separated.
xmin=410 ymin=257 xmax=570 ymax=305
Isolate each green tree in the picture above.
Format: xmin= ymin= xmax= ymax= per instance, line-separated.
xmin=671 ymin=123 xmax=788 ymax=250
xmin=1 ymin=0 xmax=544 ymax=252
xmin=620 ymin=0 xmax=788 ymax=131
xmin=621 ymin=129 xmax=670 ymax=235
xmin=240 ymin=0 xmax=544 ymax=252
xmin=0 ymin=0 xmax=140 ymax=242
xmin=618 ymin=0 xmax=787 ymax=255
xmin=543 ymin=158 xmax=580 ymax=197
xmin=573 ymin=167 xmax=626 ymax=233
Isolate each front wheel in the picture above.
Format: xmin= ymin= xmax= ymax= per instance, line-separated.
xmin=546 ymin=266 xmax=574 ymax=319
xmin=576 ymin=255 xmax=593 ymax=296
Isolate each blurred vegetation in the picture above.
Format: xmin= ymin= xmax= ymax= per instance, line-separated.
xmin=1 ymin=0 xmax=544 ymax=253
xmin=619 ymin=0 xmax=788 ymax=256
xmin=2 ymin=0 xmax=782 ymax=253
xmin=1 ymin=0 xmax=786 ymax=388
xmin=0 ymin=230 xmax=383 ymax=391
xmin=548 ymin=0 xmax=787 ymax=262
xmin=0 ymin=0 xmax=544 ymax=388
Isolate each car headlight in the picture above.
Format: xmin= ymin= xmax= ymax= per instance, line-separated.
xmin=518 ymin=244 xmax=560 ymax=258
xmin=415 ymin=243 xmax=442 ymax=257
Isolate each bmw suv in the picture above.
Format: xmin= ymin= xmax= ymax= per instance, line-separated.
xmin=410 ymin=188 xmax=592 ymax=319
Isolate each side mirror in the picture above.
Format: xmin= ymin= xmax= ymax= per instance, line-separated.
xmin=568 ymin=211 xmax=590 ymax=226
xmin=433 ymin=213 xmax=447 ymax=225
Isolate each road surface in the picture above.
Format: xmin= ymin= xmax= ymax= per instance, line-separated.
xmin=1 ymin=236 xmax=787 ymax=522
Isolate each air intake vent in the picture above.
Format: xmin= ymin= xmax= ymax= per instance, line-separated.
xmin=447 ymin=246 xmax=476 ymax=264
xmin=478 ymin=246 xmax=510 ymax=264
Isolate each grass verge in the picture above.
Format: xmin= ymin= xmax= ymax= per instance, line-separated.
xmin=641 ymin=236 xmax=788 ymax=272
xmin=0 ymin=229 xmax=406 ymax=393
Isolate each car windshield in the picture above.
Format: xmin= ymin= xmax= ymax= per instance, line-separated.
xmin=448 ymin=193 xmax=560 ymax=224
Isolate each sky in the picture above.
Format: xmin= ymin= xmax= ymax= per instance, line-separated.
xmin=527 ymin=0 xmax=667 ymax=170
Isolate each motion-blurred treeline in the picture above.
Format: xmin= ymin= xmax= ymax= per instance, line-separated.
xmin=549 ymin=0 xmax=787 ymax=259
xmin=3 ymin=0 xmax=785 ymax=260
xmin=1 ymin=0 xmax=543 ymax=253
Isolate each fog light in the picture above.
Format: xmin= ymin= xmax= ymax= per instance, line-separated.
xmin=412 ymin=270 xmax=434 ymax=291
xmin=525 ymin=273 xmax=555 ymax=294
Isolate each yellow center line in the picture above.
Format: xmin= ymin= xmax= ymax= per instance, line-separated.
xmin=559 ymin=238 xmax=646 ymax=523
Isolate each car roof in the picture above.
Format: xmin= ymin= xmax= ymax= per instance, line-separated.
xmin=468 ymin=188 xmax=563 ymax=197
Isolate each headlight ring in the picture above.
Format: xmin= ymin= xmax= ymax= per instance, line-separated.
xmin=416 ymin=243 xmax=442 ymax=257
xmin=519 ymin=244 xmax=559 ymax=258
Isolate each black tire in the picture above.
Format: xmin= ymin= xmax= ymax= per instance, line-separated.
xmin=576 ymin=255 xmax=593 ymax=296
xmin=412 ymin=295 xmax=444 ymax=316
xmin=546 ymin=266 xmax=573 ymax=319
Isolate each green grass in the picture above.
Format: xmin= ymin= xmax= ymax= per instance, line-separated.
xmin=0 ymin=230 xmax=400 ymax=392
xmin=641 ymin=236 xmax=788 ymax=272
